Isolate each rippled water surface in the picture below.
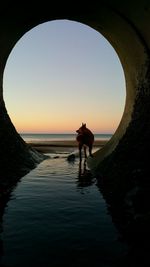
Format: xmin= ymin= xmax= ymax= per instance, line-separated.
xmin=0 ymin=155 xmax=127 ymax=267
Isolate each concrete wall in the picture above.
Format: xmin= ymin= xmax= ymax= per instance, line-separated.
xmin=0 ymin=1 xmax=150 ymax=260
xmin=0 ymin=2 xmax=149 ymax=178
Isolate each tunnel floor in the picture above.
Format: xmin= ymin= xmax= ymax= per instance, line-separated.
xmin=0 ymin=154 xmax=128 ymax=267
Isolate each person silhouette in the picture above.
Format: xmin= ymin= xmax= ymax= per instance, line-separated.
xmin=76 ymin=123 xmax=94 ymax=161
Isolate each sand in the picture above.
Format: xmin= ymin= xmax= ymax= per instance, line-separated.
xmin=27 ymin=140 xmax=108 ymax=153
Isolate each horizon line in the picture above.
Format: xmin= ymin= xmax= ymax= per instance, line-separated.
xmin=19 ymin=132 xmax=113 ymax=135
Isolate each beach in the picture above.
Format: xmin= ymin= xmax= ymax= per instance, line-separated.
xmin=27 ymin=139 xmax=108 ymax=154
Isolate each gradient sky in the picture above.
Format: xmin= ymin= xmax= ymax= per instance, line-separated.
xmin=3 ymin=19 xmax=126 ymax=134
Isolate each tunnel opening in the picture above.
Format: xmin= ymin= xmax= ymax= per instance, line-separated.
xmin=0 ymin=4 xmax=150 ymax=264
xmin=3 ymin=19 xmax=126 ymax=162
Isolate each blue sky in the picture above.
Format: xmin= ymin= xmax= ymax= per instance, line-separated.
xmin=3 ymin=19 xmax=126 ymax=134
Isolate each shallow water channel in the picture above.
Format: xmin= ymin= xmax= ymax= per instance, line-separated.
xmin=0 ymin=154 xmax=128 ymax=267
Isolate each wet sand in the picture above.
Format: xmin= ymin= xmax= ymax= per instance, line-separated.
xmin=27 ymin=140 xmax=107 ymax=153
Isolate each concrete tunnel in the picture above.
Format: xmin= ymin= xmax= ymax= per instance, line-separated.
xmin=0 ymin=2 xmax=150 ymax=240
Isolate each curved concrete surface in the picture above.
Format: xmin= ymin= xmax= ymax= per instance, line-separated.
xmin=0 ymin=2 xmax=149 ymax=177
xmin=0 ymin=1 xmax=150 ymax=260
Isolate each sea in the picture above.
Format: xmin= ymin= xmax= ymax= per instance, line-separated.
xmin=0 ymin=132 xmax=129 ymax=267
xmin=20 ymin=133 xmax=112 ymax=143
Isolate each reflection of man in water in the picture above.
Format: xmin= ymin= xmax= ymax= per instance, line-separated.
xmin=77 ymin=159 xmax=94 ymax=189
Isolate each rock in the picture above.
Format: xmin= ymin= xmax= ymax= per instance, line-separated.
xmin=67 ymin=153 xmax=76 ymax=162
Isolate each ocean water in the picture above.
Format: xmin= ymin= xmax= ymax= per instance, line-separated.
xmin=0 ymin=153 xmax=128 ymax=267
xmin=20 ymin=133 xmax=112 ymax=143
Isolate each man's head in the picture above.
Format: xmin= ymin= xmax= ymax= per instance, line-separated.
xmin=76 ymin=123 xmax=86 ymax=133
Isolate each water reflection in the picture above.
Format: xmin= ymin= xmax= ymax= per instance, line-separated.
xmin=0 ymin=159 xmax=130 ymax=267
xmin=0 ymin=179 xmax=21 ymax=265
xmin=0 ymin=191 xmax=12 ymax=263
xmin=77 ymin=159 xmax=95 ymax=190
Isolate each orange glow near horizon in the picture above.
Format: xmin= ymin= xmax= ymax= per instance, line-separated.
xmin=4 ymin=20 xmax=126 ymax=135
xmin=10 ymin=112 xmax=118 ymax=134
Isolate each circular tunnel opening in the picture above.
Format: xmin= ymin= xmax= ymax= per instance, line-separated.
xmin=3 ymin=19 xmax=126 ymax=157
xmin=0 ymin=4 xmax=150 ymax=266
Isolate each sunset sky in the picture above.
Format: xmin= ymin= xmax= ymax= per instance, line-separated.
xmin=3 ymin=19 xmax=126 ymax=134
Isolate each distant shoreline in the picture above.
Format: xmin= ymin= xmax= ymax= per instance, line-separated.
xmin=27 ymin=140 xmax=108 ymax=153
